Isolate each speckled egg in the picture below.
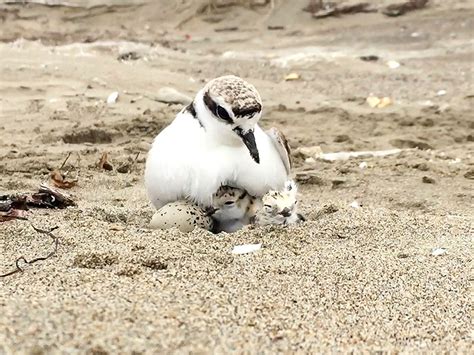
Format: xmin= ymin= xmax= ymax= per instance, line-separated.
xmin=149 ymin=200 xmax=213 ymax=233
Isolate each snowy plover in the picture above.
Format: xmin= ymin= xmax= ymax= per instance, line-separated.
xmin=145 ymin=75 xmax=291 ymax=213
xmin=252 ymin=180 xmax=306 ymax=226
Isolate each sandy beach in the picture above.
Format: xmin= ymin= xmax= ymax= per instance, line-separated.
xmin=0 ymin=0 xmax=473 ymax=353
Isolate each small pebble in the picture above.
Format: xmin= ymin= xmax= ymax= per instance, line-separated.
xmin=422 ymin=176 xmax=435 ymax=184
xmin=334 ymin=134 xmax=351 ymax=143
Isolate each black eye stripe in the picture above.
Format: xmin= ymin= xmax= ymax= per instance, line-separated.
xmin=233 ymin=103 xmax=261 ymax=118
xmin=237 ymin=190 xmax=248 ymax=201
xmin=203 ymin=91 xmax=233 ymax=124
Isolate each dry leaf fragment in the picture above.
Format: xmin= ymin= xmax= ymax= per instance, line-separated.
xmin=367 ymin=95 xmax=392 ymax=108
xmin=1 ymin=195 xmax=28 ymax=222
xmin=0 ymin=209 xmax=28 ymax=222
xmin=49 ymin=170 xmax=77 ymax=189
xmin=98 ymin=152 xmax=113 ymax=171
xmin=378 ymin=97 xmax=393 ymax=108
xmin=29 ymin=184 xmax=76 ymax=209
xmin=367 ymin=95 xmax=381 ymax=108
xmin=0 ymin=185 xmax=75 ymax=214
xmin=0 ymin=195 xmax=27 ymax=212
xmin=285 ymin=73 xmax=300 ymax=81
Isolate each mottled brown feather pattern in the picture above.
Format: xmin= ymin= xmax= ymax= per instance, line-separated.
xmin=267 ymin=127 xmax=292 ymax=175
xmin=205 ymin=75 xmax=262 ymax=116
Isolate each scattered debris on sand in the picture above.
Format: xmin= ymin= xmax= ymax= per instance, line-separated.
xmin=0 ymin=223 xmax=60 ymax=278
xmin=383 ymin=0 xmax=429 ymax=17
xmin=304 ymin=1 xmax=376 ymax=18
xmin=1 ymin=184 xmax=76 ymax=216
xmin=97 ymin=152 xmax=114 ymax=171
xmin=367 ymin=95 xmax=393 ymax=108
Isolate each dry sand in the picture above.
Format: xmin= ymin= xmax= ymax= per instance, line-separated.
xmin=0 ymin=0 xmax=473 ymax=353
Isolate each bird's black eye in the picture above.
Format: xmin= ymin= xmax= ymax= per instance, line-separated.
xmin=216 ymin=105 xmax=231 ymax=122
xmin=224 ymin=201 xmax=235 ymax=205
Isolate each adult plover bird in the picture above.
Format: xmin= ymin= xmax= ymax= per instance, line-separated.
xmin=145 ymin=75 xmax=291 ymax=211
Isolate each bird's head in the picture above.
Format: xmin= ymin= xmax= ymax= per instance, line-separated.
xmin=194 ymin=75 xmax=262 ymax=163
xmin=261 ymin=180 xmax=298 ymax=221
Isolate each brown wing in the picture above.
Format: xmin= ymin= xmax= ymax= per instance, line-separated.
xmin=266 ymin=127 xmax=292 ymax=175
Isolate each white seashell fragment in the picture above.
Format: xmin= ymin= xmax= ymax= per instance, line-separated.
xmin=231 ymin=243 xmax=262 ymax=255
xmin=350 ymin=201 xmax=361 ymax=209
xmin=387 ymin=60 xmax=401 ymax=69
xmin=431 ymin=248 xmax=447 ymax=256
xmin=107 ymin=91 xmax=119 ymax=104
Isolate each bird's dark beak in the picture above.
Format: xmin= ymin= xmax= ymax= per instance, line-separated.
xmin=204 ymin=206 xmax=218 ymax=216
xmin=234 ymin=128 xmax=260 ymax=164
xmin=280 ymin=207 xmax=291 ymax=217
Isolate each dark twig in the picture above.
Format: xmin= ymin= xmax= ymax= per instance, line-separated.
xmin=59 ymin=152 xmax=72 ymax=170
xmin=0 ymin=223 xmax=59 ymax=278
xmin=131 ymin=151 xmax=140 ymax=172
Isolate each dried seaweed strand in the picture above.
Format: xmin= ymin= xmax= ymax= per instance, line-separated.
xmin=0 ymin=223 xmax=59 ymax=278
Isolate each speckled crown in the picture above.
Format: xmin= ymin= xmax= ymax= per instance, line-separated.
xmin=205 ymin=75 xmax=262 ymax=117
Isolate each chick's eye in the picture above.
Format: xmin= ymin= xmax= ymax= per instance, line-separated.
xmin=216 ymin=105 xmax=231 ymax=121
xmin=224 ymin=201 xmax=235 ymax=205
